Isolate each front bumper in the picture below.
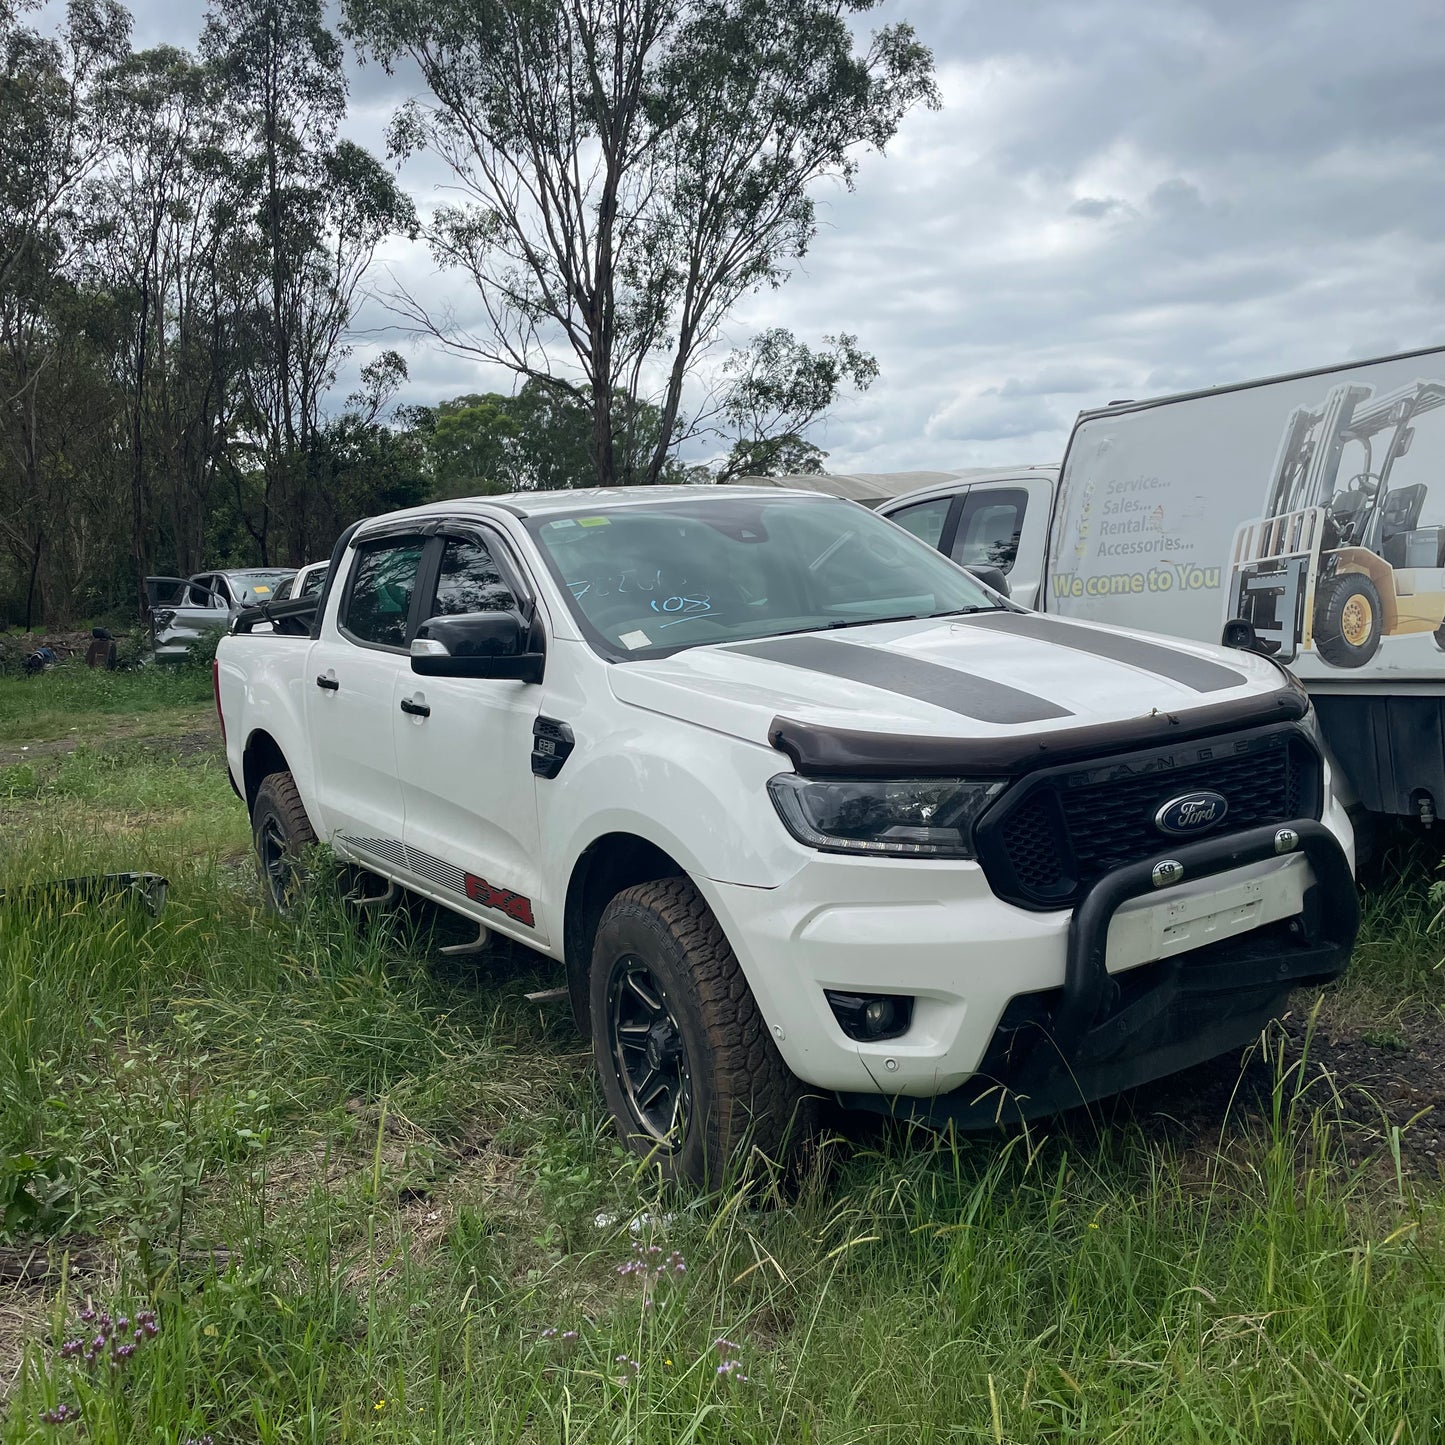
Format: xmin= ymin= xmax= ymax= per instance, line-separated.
xmin=700 ymin=807 xmax=1356 ymax=1104
xmin=841 ymin=819 xmax=1357 ymax=1126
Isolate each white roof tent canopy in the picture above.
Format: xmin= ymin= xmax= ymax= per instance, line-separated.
xmin=726 ymin=468 xmax=1054 ymax=506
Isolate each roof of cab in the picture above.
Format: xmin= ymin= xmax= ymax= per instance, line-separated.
xmin=487 ymin=484 xmax=822 ymax=517
xmin=364 ymin=484 xmax=832 ymax=526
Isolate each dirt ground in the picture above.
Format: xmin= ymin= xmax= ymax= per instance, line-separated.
xmin=0 ymin=724 xmax=218 ymax=769
xmin=1080 ymin=1005 xmax=1445 ymax=1181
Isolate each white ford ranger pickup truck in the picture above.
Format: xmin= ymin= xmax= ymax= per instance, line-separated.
xmin=215 ymin=487 xmax=1359 ymax=1184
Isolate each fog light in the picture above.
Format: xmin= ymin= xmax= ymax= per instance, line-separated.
xmin=825 ymin=990 xmax=914 ymax=1042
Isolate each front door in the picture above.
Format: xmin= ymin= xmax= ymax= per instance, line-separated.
xmin=305 ymin=534 xmax=428 ymax=867
xmin=946 ymin=478 xmax=1052 ymax=608
xmin=395 ymin=527 xmax=548 ymax=945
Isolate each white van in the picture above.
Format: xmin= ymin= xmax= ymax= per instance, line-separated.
xmin=877 ymin=344 xmax=1445 ymax=825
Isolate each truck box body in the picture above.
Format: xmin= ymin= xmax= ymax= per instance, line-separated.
xmin=1047 ymin=345 xmax=1445 ymax=816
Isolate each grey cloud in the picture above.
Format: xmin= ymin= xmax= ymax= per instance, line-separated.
xmin=1068 ymin=196 xmax=1127 ymax=220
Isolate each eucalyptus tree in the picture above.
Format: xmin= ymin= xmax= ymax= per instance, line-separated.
xmin=202 ymin=0 xmax=414 ymax=563
xmin=343 ymin=0 xmax=937 ymax=487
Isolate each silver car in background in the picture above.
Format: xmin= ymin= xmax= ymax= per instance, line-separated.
xmin=146 ymin=568 xmax=296 ymax=661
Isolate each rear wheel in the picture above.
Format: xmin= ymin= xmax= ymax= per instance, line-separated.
xmin=589 ymin=877 xmax=810 ymax=1188
xmin=251 ymin=770 xmax=317 ymax=913
xmin=1314 ymin=573 xmax=1382 ymax=668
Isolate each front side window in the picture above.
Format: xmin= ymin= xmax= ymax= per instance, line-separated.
xmin=343 ymin=540 xmax=425 ymax=648
xmin=527 ymin=495 xmax=1002 ymax=660
xmin=430 ymin=536 xmax=516 ymax=617
xmin=888 ymin=494 xmax=954 ymax=550
xmin=950 ymin=489 xmax=1028 ymax=574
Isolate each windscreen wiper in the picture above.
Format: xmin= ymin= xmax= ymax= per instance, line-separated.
xmin=823 ymin=605 xmax=1005 ymax=630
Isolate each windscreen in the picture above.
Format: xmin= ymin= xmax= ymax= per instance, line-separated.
xmin=527 ymin=495 xmax=1002 ymax=659
xmin=227 ymin=570 xmax=295 ymax=603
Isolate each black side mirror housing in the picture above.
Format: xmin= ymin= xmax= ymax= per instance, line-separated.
xmin=965 ymin=564 xmax=1011 ymax=599
xmin=410 ymin=611 xmax=545 ymax=683
xmin=1220 ymin=617 xmax=1279 ymax=655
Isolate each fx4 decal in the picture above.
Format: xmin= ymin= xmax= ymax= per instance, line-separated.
xmin=465 ymin=873 xmax=535 ymax=928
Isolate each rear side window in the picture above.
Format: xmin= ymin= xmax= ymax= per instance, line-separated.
xmin=300 ymin=567 xmax=327 ymax=598
xmin=950 ymin=488 xmax=1028 ymax=574
xmin=430 ymin=536 xmax=516 ymax=616
xmin=889 ymin=495 xmax=954 ymax=550
xmin=343 ymin=540 xmax=426 ymax=647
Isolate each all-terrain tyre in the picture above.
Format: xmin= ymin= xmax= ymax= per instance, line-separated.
xmin=1314 ymin=573 xmax=1383 ymax=668
xmin=251 ymin=770 xmax=317 ymax=913
xmin=589 ymin=877 xmax=812 ymax=1189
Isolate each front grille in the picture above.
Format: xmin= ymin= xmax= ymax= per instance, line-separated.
xmin=975 ymin=723 xmax=1322 ymax=910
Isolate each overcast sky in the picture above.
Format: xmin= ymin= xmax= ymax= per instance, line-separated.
xmin=78 ymin=0 xmax=1445 ymax=471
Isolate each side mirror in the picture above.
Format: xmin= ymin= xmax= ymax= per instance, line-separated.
xmin=1221 ymin=617 xmax=1274 ymax=655
xmin=410 ymin=611 xmax=544 ymax=683
xmin=965 ymin=564 xmax=1011 ymax=599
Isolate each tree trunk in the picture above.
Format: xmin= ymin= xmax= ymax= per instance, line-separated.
xmin=23 ymin=535 xmax=43 ymax=633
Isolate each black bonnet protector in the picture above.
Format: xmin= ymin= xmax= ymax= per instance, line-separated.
xmin=769 ymin=678 xmax=1310 ymax=778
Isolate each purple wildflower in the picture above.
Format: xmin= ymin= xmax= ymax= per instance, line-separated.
xmin=39 ymin=1402 xmax=79 ymax=1425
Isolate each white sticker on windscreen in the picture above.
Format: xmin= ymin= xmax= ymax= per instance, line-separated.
xmin=619 ymin=630 xmax=651 ymax=650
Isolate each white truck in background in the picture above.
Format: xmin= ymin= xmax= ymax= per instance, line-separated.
xmin=878 ymin=344 xmax=1445 ymax=828
xmin=214 ymin=486 xmax=1356 ymax=1184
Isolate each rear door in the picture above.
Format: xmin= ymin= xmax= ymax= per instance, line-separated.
xmin=394 ymin=524 xmax=549 ymax=943
xmin=305 ymin=533 xmax=428 ymax=866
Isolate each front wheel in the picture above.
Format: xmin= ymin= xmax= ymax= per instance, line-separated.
xmin=1314 ymin=573 xmax=1383 ymax=668
xmin=589 ymin=878 xmax=810 ymax=1188
xmin=251 ymin=770 xmax=317 ymax=913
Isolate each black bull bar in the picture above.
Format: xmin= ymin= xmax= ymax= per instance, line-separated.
xmin=841 ymin=820 xmax=1359 ymax=1128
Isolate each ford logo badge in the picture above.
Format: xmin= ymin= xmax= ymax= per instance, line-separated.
xmin=1154 ymin=790 xmax=1229 ymax=837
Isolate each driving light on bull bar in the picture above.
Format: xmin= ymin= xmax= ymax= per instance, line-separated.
xmin=768 ymin=775 xmax=1003 ymax=859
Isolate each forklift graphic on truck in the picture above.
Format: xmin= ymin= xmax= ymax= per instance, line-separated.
xmin=1228 ymin=377 xmax=1445 ymax=667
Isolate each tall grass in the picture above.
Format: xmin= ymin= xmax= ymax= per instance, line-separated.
xmin=2 ymin=671 xmax=1444 ymax=1441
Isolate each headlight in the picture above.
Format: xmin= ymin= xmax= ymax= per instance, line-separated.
xmin=768 ymin=775 xmax=1004 ymax=859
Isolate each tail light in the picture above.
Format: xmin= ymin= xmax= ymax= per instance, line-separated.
xmin=212 ymin=657 xmax=227 ymax=743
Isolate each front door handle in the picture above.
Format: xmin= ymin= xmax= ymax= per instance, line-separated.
xmin=400 ymin=697 xmax=431 ymax=718
xmin=316 ymin=674 xmax=339 ymax=691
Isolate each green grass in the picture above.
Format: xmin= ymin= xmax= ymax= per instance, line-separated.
xmin=2 ymin=668 xmax=1445 ymax=1442
xmin=0 ymin=663 xmax=214 ymax=747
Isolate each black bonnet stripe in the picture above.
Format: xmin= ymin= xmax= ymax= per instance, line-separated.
xmin=728 ymin=636 xmax=1072 ymax=726
xmin=955 ymin=612 xmax=1246 ymax=693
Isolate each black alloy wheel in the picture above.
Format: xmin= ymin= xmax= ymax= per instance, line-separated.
xmin=606 ymin=955 xmax=693 ymax=1146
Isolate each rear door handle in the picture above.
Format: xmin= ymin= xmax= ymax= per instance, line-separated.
xmin=400 ymin=697 xmax=431 ymax=718
xmin=315 ymin=675 xmax=339 ymax=691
